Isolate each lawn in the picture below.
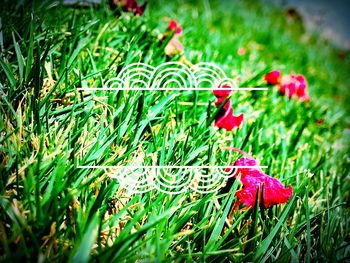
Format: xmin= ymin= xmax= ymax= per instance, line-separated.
xmin=0 ymin=0 xmax=349 ymax=262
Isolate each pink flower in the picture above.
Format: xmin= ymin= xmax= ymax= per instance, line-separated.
xmin=213 ymin=85 xmax=244 ymax=131
xmin=165 ymin=38 xmax=184 ymax=57
xmin=232 ymin=157 xmax=293 ymax=209
xmin=294 ymin=75 xmax=310 ymax=101
xmin=164 ymin=19 xmax=184 ymax=57
xmin=264 ymin=70 xmax=281 ymax=85
xmin=110 ymin=0 xmax=146 ymax=16
xmin=167 ymin=19 xmax=182 ymax=35
xmin=264 ymin=70 xmax=311 ymax=101
xmin=280 ymin=74 xmax=310 ymax=101
xmin=237 ymin=47 xmax=246 ymax=56
xmin=279 ymin=75 xmax=296 ymax=98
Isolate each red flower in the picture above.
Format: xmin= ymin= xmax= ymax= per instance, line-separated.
xmin=215 ymin=105 xmax=244 ymax=131
xmin=213 ymin=85 xmax=244 ymax=131
xmin=264 ymin=70 xmax=281 ymax=85
xmin=279 ymin=75 xmax=296 ymax=98
xmin=264 ymin=69 xmax=311 ymax=101
xmin=294 ymin=74 xmax=310 ymax=101
xmin=167 ymin=19 xmax=182 ymax=35
xmin=213 ymin=84 xmax=231 ymax=98
xmin=110 ymin=0 xmax=146 ymax=16
xmin=164 ymin=19 xmax=184 ymax=57
xmin=233 ymin=157 xmax=293 ymax=209
xmin=280 ymin=74 xmax=310 ymax=101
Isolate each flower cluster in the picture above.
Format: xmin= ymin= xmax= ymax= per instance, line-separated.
xmin=231 ymin=157 xmax=293 ymax=209
xmin=164 ymin=19 xmax=184 ymax=57
xmin=264 ymin=70 xmax=310 ymax=101
xmin=212 ymin=85 xmax=244 ymax=131
xmin=110 ymin=0 xmax=146 ymax=16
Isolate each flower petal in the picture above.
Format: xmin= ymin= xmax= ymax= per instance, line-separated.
xmin=233 ymin=157 xmax=293 ymax=208
xmin=279 ymin=73 xmax=310 ymax=101
xmin=168 ymin=19 xmax=182 ymax=35
xmin=213 ymin=84 xmax=232 ymax=98
xmin=264 ymin=70 xmax=281 ymax=85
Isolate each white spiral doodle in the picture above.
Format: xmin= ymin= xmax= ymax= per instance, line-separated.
xmin=78 ymin=62 xmax=268 ymax=194
xmin=97 ymin=165 xmax=268 ymax=195
xmin=80 ymin=62 xmax=267 ymax=91
xmin=87 ymin=62 xmax=246 ymax=91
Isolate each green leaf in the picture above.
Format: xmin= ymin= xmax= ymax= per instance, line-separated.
xmin=72 ymin=215 xmax=99 ymax=263
xmin=254 ymin=195 xmax=296 ymax=261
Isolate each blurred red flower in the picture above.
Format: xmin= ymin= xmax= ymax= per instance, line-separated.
xmin=167 ymin=19 xmax=182 ymax=35
xmin=233 ymin=157 xmax=293 ymax=209
xmin=264 ymin=70 xmax=311 ymax=101
xmin=213 ymin=85 xmax=244 ymax=131
xmin=164 ymin=19 xmax=184 ymax=57
xmin=215 ymin=103 xmax=244 ymax=131
xmin=264 ymin=70 xmax=281 ymax=85
xmin=110 ymin=0 xmax=146 ymax=16
xmin=280 ymin=74 xmax=310 ymax=101
xmin=213 ymin=84 xmax=231 ymax=98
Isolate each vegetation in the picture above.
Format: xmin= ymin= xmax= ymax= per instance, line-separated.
xmin=0 ymin=0 xmax=349 ymax=261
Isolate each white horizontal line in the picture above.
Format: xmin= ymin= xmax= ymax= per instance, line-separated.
xmin=76 ymin=87 xmax=268 ymax=91
xmin=77 ymin=165 xmax=268 ymax=169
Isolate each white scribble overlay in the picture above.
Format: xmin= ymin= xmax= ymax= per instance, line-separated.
xmin=77 ymin=62 xmax=268 ymax=194
xmin=78 ymin=165 xmax=268 ymax=194
xmin=77 ymin=62 xmax=268 ymax=91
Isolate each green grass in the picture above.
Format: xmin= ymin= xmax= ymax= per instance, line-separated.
xmin=0 ymin=0 xmax=349 ymax=262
